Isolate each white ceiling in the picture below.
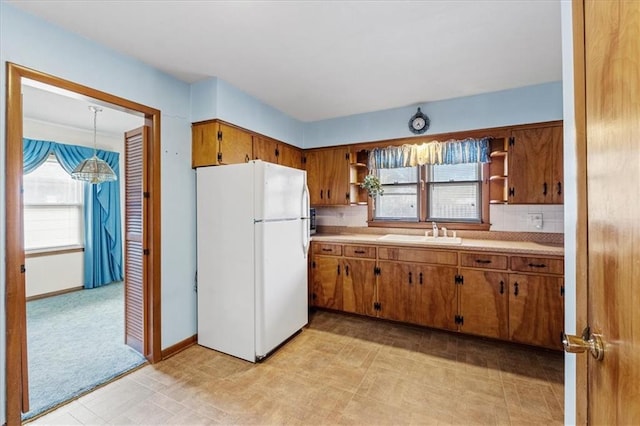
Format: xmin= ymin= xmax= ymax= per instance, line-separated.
xmin=10 ymin=0 xmax=562 ymax=123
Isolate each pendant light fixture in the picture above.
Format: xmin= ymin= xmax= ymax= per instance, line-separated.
xmin=71 ymin=106 xmax=117 ymax=184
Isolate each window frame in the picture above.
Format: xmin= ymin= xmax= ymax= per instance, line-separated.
xmin=369 ymin=163 xmax=490 ymax=230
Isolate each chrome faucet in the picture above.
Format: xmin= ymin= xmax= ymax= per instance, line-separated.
xmin=432 ymin=222 xmax=438 ymax=237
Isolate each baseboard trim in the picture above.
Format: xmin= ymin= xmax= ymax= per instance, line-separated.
xmin=161 ymin=334 xmax=197 ymax=360
xmin=26 ymin=286 xmax=83 ymax=302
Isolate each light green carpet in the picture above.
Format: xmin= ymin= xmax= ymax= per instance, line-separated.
xmin=24 ymin=282 xmax=147 ymax=420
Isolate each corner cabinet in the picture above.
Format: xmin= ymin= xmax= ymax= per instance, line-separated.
xmin=192 ymin=120 xmax=253 ymax=168
xmin=304 ymin=147 xmax=351 ymax=206
xmin=309 ymin=240 xmax=565 ymax=350
xmin=508 ymin=124 xmax=564 ymax=204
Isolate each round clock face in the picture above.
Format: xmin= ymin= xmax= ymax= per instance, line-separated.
xmin=408 ymin=108 xmax=430 ymax=134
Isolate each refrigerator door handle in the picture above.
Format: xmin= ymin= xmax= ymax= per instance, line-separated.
xmin=302 ymin=184 xmax=311 ymax=256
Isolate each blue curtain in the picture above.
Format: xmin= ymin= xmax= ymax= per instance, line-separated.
xmin=23 ymin=139 xmax=124 ymax=289
xmin=368 ymin=137 xmax=491 ymax=169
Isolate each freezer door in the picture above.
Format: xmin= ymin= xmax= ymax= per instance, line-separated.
xmin=255 ymin=220 xmax=308 ymax=358
xmin=254 ymin=160 xmax=308 ymax=221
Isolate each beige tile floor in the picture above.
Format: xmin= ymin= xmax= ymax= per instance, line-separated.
xmin=29 ymin=310 xmax=564 ymax=425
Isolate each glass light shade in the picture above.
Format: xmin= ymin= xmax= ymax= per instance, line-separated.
xmin=71 ymin=155 xmax=117 ymax=184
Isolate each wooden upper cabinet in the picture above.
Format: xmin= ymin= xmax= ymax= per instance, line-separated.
xmin=508 ymin=124 xmax=563 ymax=204
xmin=253 ymin=136 xmax=303 ymax=169
xmin=305 ymin=147 xmax=350 ymax=206
xmin=192 ymin=120 xmax=253 ymax=167
xmin=278 ymin=143 xmax=303 ymax=170
xmin=252 ymin=135 xmax=278 ymax=164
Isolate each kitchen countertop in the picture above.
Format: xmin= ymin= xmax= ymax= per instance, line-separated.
xmin=311 ymin=233 xmax=564 ymax=256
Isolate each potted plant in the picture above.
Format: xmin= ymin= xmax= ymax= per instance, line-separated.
xmin=361 ymin=174 xmax=384 ymax=197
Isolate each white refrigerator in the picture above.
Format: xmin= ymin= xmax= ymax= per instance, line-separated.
xmin=196 ymin=160 xmax=310 ymax=362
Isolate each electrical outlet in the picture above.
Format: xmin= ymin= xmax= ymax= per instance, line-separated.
xmin=528 ymin=213 xmax=543 ymax=230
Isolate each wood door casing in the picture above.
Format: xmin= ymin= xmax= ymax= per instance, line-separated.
xmin=5 ymin=63 xmax=162 ymax=426
xmin=459 ymin=269 xmax=509 ymax=339
xmin=508 ymin=274 xmax=564 ymax=350
xmin=584 ymin=0 xmax=640 ymax=423
xmin=124 ymin=127 xmax=148 ymax=354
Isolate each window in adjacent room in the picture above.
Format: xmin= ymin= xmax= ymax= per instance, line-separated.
xmin=23 ymin=155 xmax=84 ymax=250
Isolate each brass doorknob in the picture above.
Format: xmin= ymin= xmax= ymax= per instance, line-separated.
xmin=562 ymin=327 xmax=604 ymax=360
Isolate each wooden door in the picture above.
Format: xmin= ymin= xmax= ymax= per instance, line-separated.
xmin=509 ymin=126 xmax=555 ymax=204
xmin=124 ymin=127 xmax=149 ymax=355
xmin=218 ymin=122 xmax=253 ymax=164
xmin=580 ymin=0 xmax=640 ymax=422
xmin=509 ymin=274 xmax=564 ymax=350
xmin=252 ymin=135 xmax=278 ymax=163
xmin=459 ymin=269 xmax=508 ymax=339
xmin=342 ymin=258 xmax=376 ymax=316
xmin=310 ymin=255 xmax=342 ymax=309
xmin=191 ymin=121 xmax=219 ymax=168
xmin=277 ymin=143 xmax=303 ymax=170
xmin=377 ymin=261 xmax=411 ymax=322
xmin=414 ymin=265 xmax=458 ymax=331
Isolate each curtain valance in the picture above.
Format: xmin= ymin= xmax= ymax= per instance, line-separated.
xmin=23 ymin=138 xmax=123 ymax=289
xmin=368 ymin=137 xmax=491 ymax=169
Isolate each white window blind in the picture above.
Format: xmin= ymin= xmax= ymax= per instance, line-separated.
xmin=374 ymin=167 xmax=419 ymax=220
xmin=427 ymin=163 xmax=481 ymax=222
xmin=23 ymin=156 xmax=84 ymax=250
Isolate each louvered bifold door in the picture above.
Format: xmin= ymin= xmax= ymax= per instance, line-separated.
xmin=124 ymin=126 xmax=149 ymax=355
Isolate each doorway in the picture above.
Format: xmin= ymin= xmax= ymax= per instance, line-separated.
xmin=5 ymin=63 xmax=162 ymax=424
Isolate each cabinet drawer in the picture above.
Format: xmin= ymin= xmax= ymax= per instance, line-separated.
xmin=378 ymin=247 xmax=457 ymax=266
xmin=461 ymin=253 xmax=508 ymax=270
xmin=344 ymin=245 xmax=376 ymax=258
xmin=510 ymin=256 xmax=563 ymax=275
xmin=313 ymin=243 xmax=342 ymax=256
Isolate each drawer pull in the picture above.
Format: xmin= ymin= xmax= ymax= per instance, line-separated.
xmin=408 ymin=272 xmax=413 ymax=285
xmin=419 ymin=272 xmax=423 ymax=285
xmin=321 ymin=248 xmax=333 ymax=252
xmin=514 ymin=282 xmax=519 ymax=296
xmin=354 ymin=250 xmax=366 ymax=254
xmin=499 ymin=281 xmax=504 ymax=294
xmin=475 ymin=259 xmax=492 ymax=264
xmin=528 ymin=263 xmax=547 ymax=268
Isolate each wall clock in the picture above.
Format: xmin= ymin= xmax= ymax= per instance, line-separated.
xmin=408 ymin=107 xmax=430 ymax=134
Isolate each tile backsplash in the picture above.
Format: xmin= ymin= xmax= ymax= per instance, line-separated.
xmin=316 ymin=204 xmax=564 ymax=234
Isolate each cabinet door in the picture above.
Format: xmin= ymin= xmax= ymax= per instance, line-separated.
xmin=414 ymin=265 xmax=458 ymax=331
xmin=550 ymin=127 xmax=564 ymax=204
xmin=192 ymin=122 xmax=219 ymax=168
xmin=305 ymin=147 xmax=350 ymax=206
xmin=311 ymin=255 xmax=342 ymax=309
xmin=277 ymin=143 xmax=303 ymax=170
xmin=377 ymin=261 xmax=411 ymax=322
xmin=342 ymin=258 xmax=377 ymax=316
xmin=509 ymin=127 xmax=556 ymax=204
xmin=218 ymin=122 xmax=253 ymax=165
xmin=304 ymin=150 xmax=325 ymax=205
xmin=509 ymin=274 xmax=564 ymax=349
xmin=459 ymin=269 xmax=509 ymax=339
xmin=252 ymin=136 xmax=278 ymax=163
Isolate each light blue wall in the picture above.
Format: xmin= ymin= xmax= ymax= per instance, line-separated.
xmin=191 ymin=77 xmax=305 ymax=146
xmin=0 ymin=5 xmax=197 ymax=422
xmin=303 ymin=81 xmax=563 ymax=148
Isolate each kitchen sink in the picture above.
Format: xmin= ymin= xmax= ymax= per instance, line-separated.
xmin=377 ymin=234 xmax=463 ymax=245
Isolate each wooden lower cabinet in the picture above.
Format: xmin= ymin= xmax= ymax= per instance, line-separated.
xmin=342 ymin=257 xmax=376 ymax=316
xmin=311 ymin=255 xmax=342 ymax=309
xmin=459 ymin=269 xmax=509 ymax=340
xmin=309 ymin=241 xmax=564 ymax=350
xmin=508 ymin=273 xmax=565 ymax=350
